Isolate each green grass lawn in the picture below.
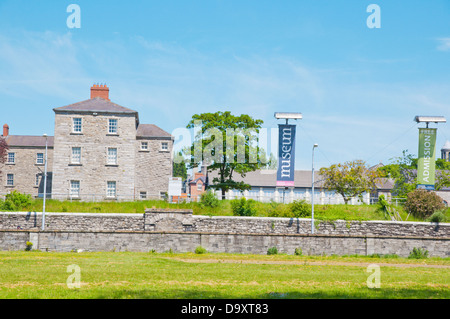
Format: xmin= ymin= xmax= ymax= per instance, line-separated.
xmin=0 ymin=251 xmax=448 ymax=299
xmin=20 ymin=198 xmax=446 ymax=223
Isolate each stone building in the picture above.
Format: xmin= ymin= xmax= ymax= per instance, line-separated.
xmin=0 ymin=124 xmax=53 ymax=198
xmin=1 ymin=85 xmax=173 ymax=201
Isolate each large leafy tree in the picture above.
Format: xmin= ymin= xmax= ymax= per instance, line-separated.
xmin=184 ymin=111 xmax=265 ymax=199
xmin=319 ymin=160 xmax=381 ymax=204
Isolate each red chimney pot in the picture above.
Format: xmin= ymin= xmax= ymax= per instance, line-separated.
xmin=90 ymin=84 xmax=110 ymax=101
xmin=3 ymin=124 xmax=9 ymax=137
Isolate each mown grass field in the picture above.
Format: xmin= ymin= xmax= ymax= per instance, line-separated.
xmin=0 ymin=251 xmax=448 ymax=299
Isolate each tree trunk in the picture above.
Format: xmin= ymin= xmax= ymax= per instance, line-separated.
xmin=221 ymin=188 xmax=226 ymax=200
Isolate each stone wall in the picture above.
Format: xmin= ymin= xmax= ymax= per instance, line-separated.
xmin=0 ymin=210 xmax=448 ymax=257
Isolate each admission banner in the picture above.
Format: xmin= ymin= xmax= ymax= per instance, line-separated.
xmin=276 ymin=124 xmax=296 ymax=187
xmin=417 ymin=128 xmax=436 ymax=188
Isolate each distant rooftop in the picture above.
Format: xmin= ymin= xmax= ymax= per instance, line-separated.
xmin=5 ymin=135 xmax=54 ymax=148
xmin=53 ymin=97 xmax=138 ymax=114
xmin=137 ymin=124 xmax=173 ymax=139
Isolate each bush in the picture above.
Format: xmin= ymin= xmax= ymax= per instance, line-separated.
xmin=408 ymin=247 xmax=429 ymax=259
xmin=267 ymin=246 xmax=278 ymax=255
xmin=289 ymin=200 xmax=311 ymax=218
xmin=294 ymin=248 xmax=303 ymax=256
xmin=427 ymin=210 xmax=448 ymax=223
xmin=200 ymin=191 xmax=220 ymax=208
xmin=1 ymin=191 xmax=32 ymax=211
xmin=25 ymin=241 xmax=33 ymax=251
xmin=403 ymin=189 xmax=445 ymax=219
xmin=231 ymin=197 xmax=257 ymax=216
xmin=195 ymin=246 xmax=207 ymax=254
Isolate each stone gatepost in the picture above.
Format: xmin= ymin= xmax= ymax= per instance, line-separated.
xmin=144 ymin=208 xmax=195 ymax=232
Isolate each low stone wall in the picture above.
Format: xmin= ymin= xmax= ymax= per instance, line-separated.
xmin=0 ymin=209 xmax=449 ymax=257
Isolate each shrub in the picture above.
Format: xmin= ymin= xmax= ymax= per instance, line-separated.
xmin=267 ymin=246 xmax=278 ymax=255
xmin=408 ymin=247 xmax=429 ymax=259
xmin=289 ymin=200 xmax=311 ymax=218
xmin=200 ymin=191 xmax=220 ymax=208
xmin=231 ymin=197 xmax=257 ymax=217
xmin=294 ymin=248 xmax=303 ymax=256
xmin=403 ymin=189 xmax=445 ymax=219
xmin=427 ymin=210 xmax=448 ymax=223
xmin=25 ymin=241 xmax=33 ymax=251
xmin=1 ymin=191 xmax=32 ymax=211
xmin=195 ymin=246 xmax=207 ymax=254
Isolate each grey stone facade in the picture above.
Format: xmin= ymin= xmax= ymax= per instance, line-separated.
xmin=0 ymin=136 xmax=53 ymax=198
xmin=1 ymin=85 xmax=173 ymax=200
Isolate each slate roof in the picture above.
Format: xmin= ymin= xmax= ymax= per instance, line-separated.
xmin=208 ymin=169 xmax=395 ymax=190
xmin=53 ymin=97 xmax=138 ymax=114
xmin=136 ymin=124 xmax=172 ymax=139
xmin=5 ymin=135 xmax=54 ymax=148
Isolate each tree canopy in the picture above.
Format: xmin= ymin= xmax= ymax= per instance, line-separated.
xmin=183 ymin=111 xmax=266 ymax=199
xmin=319 ymin=160 xmax=381 ymax=204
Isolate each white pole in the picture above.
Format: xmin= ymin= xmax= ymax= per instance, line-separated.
xmin=41 ymin=134 xmax=48 ymax=231
xmin=311 ymin=143 xmax=318 ymax=234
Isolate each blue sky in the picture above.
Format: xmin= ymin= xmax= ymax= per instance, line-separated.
xmin=1 ymin=0 xmax=449 ymax=170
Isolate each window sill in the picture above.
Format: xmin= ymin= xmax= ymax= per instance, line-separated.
xmin=159 ymin=150 xmax=170 ymax=153
xmin=105 ymin=197 xmax=117 ymax=201
xmin=35 ymin=163 xmax=44 ymax=166
xmin=69 ymin=163 xmax=82 ymax=166
xmin=5 ymin=185 xmax=15 ymax=188
xmin=6 ymin=163 xmax=15 ymax=165
xmin=106 ymin=133 xmax=119 ymax=137
xmin=105 ymin=164 xmax=119 ymax=167
xmin=139 ymin=150 xmax=150 ymax=152
xmin=70 ymin=132 xmax=83 ymax=135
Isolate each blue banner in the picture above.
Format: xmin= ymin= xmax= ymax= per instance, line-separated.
xmin=276 ymin=124 xmax=296 ymax=186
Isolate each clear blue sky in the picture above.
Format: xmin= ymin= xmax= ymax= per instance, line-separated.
xmin=1 ymin=0 xmax=449 ymax=170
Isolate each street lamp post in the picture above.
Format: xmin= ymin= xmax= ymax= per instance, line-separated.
xmin=41 ymin=134 xmax=48 ymax=231
xmin=311 ymin=143 xmax=318 ymax=234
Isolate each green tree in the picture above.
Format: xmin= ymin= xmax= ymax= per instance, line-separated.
xmin=184 ymin=111 xmax=265 ymax=199
xmin=172 ymin=151 xmax=188 ymax=180
xmin=319 ymin=160 xmax=381 ymax=204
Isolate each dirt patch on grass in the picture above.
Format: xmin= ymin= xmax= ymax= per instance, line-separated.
xmin=169 ymin=258 xmax=450 ymax=269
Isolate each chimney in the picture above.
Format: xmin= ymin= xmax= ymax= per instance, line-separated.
xmin=3 ymin=124 xmax=9 ymax=137
xmin=90 ymin=84 xmax=110 ymax=101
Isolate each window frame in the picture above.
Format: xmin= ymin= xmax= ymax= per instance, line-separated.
xmin=73 ymin=118 xmax=82 ymax=133
xmin=6 ymin=174 xmax=14 ymax=186
xmin=71 ymin=147 xmax=82 ymax=164
xmin=107 ymin=181 xmax=117 ymax=198
xmin=6 ymin=152 xmax=15 ymax=164
xmin=161 ymin=142 xmax=169 ymax=151
xmin=107 ymin=147 xmax=118 ymax=165
xmin=70 ymin=180 xmax=80 ymax=198
xmin=108 ymin=118 xmax=118 ymax=134
xmin=36 ymin=153 xmax=44 ymax=165
xmin=140 ymin=141 xmax=149 ymax=151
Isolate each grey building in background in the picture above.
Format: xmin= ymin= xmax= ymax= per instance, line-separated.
xmin=1 ymin=85 xmax=174 ymax=201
